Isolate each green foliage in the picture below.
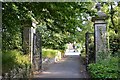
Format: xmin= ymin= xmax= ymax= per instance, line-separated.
xmin=102 ymin=2 xmax=120 ymax=53
xmin=80 ymin=46 xmax=86 ymax=58
xmin=42 ymin=49 xmax=59 ymax=58
xmin=96 ymin=51 xmax=110 ymax=63
xmin=2 ymin=50 xmax=30 ymax=73
xmin=88 ymin=57 xmax=119 ymax=78
xmin=35 ymin=2 xmax=96 ymax=49
xmin=2 ymin=3 xmax=23 ymax=50
xmin=2 ymin=2 xmax=96 ymax=51
xmin=109 ymin=34 xmax=120 ymax=55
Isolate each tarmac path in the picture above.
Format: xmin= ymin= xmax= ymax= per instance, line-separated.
xmin=35 ymin=50 xmax=89 ymax=78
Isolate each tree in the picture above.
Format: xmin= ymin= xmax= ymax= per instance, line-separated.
xmin=2 ymin=2 xmax=96 ymax=50
xmin=101 ymin=2 xmax=120 ymax=53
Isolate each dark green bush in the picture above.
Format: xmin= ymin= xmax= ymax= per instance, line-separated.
xmin=88 ymin=57 xmax=119 ymax=78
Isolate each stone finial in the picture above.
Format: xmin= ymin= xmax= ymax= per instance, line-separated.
xmin=95 ymin=3 xmax=101 ymax=11
xmin=91 ymin=2 xmax=107 ymax=22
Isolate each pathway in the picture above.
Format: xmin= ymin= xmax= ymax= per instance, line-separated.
xmin=34 ymin=50 xmax=89 ymax=78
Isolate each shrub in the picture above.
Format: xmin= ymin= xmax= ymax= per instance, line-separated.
xmin=2 ymin=50 xmax=30 ymax=73
xmin=80 ymin=47 xmax=86 ymax=58
xmin=88 ymin=57 xmax=119 ymax=78
xmin=42 ymin=49 xmax=58 ymax=58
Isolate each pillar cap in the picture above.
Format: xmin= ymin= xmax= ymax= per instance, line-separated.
xmin=21 ymin=18 xmax=38 ymax=27
xmin=92 ymin=3 xmax=108 ymax=22
xmin=92 ymin=11 xmax=108 ymax=22
xmin=21 ymin=19 xmax=32 ymax=27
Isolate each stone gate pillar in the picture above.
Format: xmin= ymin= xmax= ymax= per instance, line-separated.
xmin=22 ymin=19 xmax=37 ymax=69
xmin=92 ymin=3 xmax=108 ymax=62
xmin=22 ymin=20 xmax=35 ymax=62
xmin=22 ymin=20 xmax=32 ymax=55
